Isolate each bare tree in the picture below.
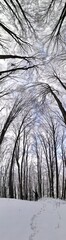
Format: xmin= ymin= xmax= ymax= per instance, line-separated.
xmin=8 ymin=114 xmax=27 ymax=198
xmin=35 ymin=137 xmax=42 ymax=198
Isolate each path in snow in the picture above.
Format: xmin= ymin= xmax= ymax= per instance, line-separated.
xmin=29 ymin=204 xmax=44 ymax=240
xmin=29 ymin=198 xmax=66 ymax=240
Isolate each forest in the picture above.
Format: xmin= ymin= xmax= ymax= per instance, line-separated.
xmin=0 ymin=0 xmax=66 ymax=200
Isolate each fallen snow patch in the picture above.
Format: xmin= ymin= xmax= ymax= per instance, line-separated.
xmin=0 ymin=197 xmax=66 ymax=240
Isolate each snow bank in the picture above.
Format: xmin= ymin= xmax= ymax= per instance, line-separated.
xmin=0 ymin=197 xmax=66 ymax=240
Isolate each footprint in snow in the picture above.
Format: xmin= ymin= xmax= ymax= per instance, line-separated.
xmin=29 ymin=204 xmax=44 ymax=240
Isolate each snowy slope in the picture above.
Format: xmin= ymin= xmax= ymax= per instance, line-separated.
xmin=0 ymin=197 xmax=66 ymax=240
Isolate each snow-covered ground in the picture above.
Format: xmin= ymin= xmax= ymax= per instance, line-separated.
xmin=0 ymin=197 xmax=66 ymax=240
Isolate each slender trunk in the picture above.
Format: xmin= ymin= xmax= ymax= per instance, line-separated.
xmin=53 ymin=126 xmax=59 ymax=198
